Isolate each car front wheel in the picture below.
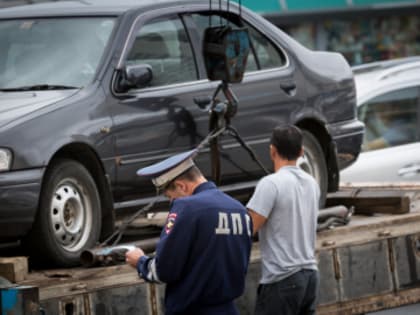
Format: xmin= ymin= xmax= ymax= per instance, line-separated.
xmin=26 ymin=159 xmax=101 ymax=267
xmin=298 ymin=130 xmax=328 ymax=207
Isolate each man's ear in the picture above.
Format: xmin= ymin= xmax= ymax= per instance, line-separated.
xmin=299 ymin=147 xmax=304 ymax=158
xmin=174 ymin=179 xmax=188 ymax=194
xmin=270 ymin=144 xmax=277 ymax=160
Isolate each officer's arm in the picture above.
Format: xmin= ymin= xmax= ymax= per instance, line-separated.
xmin=135 ymin=212 xmax=193 ymax=284
xmin=136 ymin=204 xmax=195 ymax=284
xmin=137 ymin=255 xmax=163 ymax=283
xmin=248 ymin=209 xmax=267 ymax=235
xmin=153 ymin=208 xmax=195 ymax=283
xmin=124 ymin=245 xmax=162 ymax=283
xmin=134 ymin=208 xmax=193 ymax=284
xmin=135 ymin=230 xmax=192 ymax=284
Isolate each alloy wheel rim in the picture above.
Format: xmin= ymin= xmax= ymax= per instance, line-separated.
xmin=298 ymin=149 xmax=321 ymax=183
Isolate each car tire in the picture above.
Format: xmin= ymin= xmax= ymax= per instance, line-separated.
xmin=26 ymin=159 xmax=101 ymax=267
xmin=298 ymin=130 xmax=328 ymax=207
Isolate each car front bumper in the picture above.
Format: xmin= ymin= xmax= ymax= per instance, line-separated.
xmin=327 ymin=119 xmax=365 ymax=170
xmin=0 ymin=168 xmax=44 ymax=240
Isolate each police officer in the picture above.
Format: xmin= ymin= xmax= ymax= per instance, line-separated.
xmin=126 ymin=149 xmax=252 ymax=315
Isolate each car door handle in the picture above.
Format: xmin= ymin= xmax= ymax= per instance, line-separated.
xmin=193 ymin=96 xmax=212 ymax=110
xmin=280 ymin=82 xmax=296 ymax=96
xmin=398 ymin=164 xmax=420 ymax=177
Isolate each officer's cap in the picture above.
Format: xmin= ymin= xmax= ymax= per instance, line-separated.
xmin=137 ymin=149 xmax=198 ymax=189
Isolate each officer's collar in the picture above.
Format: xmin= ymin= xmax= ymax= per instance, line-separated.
xmin=193 ymin=181 xmax=217 ymax=195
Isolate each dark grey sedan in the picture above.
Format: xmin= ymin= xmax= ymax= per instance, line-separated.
xmin=0 ymin=0 xmax=363 ymax=266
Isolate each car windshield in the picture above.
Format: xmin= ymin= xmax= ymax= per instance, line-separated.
xmin=0 ymin=18 xmax=115 ymax=90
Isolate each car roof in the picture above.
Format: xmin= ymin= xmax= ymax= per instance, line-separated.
xmin=0 ymin=0 xmax=203 ymax=18
xmin=352 ymin=57 xmax=420 ymax=104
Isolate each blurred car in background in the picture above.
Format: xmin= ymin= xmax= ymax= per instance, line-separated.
xmin=341 ymin=57 xmax=420 ymax=183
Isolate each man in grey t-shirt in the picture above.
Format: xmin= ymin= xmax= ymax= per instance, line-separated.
xmin=247 ymin=125 xmax=320 ymax=315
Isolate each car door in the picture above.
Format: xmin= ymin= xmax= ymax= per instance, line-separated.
xmin=341 ymin=86 xmax=420 ymax=182
xmin=111 ymin=8 xmax=307 ymax=204
xmin=185 ymin=12 xmax=307 ymax=186
xmin=110 ymin=13 xmax=213 ymax=203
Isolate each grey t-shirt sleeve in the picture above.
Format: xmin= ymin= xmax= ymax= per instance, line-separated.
xmin=246 ymin=177 xmax=277 ymax=218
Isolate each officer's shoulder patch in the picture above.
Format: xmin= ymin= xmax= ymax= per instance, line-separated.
xmin=165 ymin=213 xmax=177 ymax=234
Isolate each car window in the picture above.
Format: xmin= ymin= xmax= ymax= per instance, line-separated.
xmin=0 ymin=18 xmax=115 ymax=89
xmin=244 ymin=21 xmax=287 ymax=70
xmin=126 ymin=17 xmax=197 ymax=88
xmin=358 ymin=87 xmax=419 ymax=152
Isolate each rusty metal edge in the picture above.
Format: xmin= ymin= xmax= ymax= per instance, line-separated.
xmin=318 ymin=287 xmax=420 ymax=315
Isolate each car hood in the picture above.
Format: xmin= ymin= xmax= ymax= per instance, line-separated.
xmin=0 ymin=90 xmax=78 ymax=128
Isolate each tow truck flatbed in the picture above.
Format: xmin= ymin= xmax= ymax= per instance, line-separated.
xmin=3 ymin=184 xmax=420 ymax=315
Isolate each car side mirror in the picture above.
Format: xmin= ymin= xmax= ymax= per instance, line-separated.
xmin=116 ymin=64 xmax=153 ymax=93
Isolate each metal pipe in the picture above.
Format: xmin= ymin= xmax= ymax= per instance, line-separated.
xmin=317 ymin=205 xmax=353 ymax=232
xmin=80 ymin=237 xmax=160 ymax=267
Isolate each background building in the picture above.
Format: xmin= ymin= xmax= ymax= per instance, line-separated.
xmin=1 ymin=0 xmax=419 ymax=65
xmin=239 ymin=0 xmax=420 ymax=65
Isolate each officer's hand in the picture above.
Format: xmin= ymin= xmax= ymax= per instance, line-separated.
xmin=126 ymin=247 xmax=145 ymax=268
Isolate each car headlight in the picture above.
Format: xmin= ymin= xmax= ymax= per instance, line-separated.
xmin=0 ymin=149 xmax=12 ymax=171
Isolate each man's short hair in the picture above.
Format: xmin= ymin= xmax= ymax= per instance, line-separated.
xmin=165 ymin=165 xmax=203 ymax=191
xmin=270 ymin=125 xmax=303 ymax=160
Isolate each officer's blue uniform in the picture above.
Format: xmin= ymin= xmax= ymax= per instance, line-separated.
xmin=137 ymin=181 xmax=252 ymax=315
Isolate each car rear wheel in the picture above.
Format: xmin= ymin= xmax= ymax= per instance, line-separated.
xmin=26 ymin=159 xmax=101 ymax=267
xmin=298 ymin=130 xmax=328 ymax=207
